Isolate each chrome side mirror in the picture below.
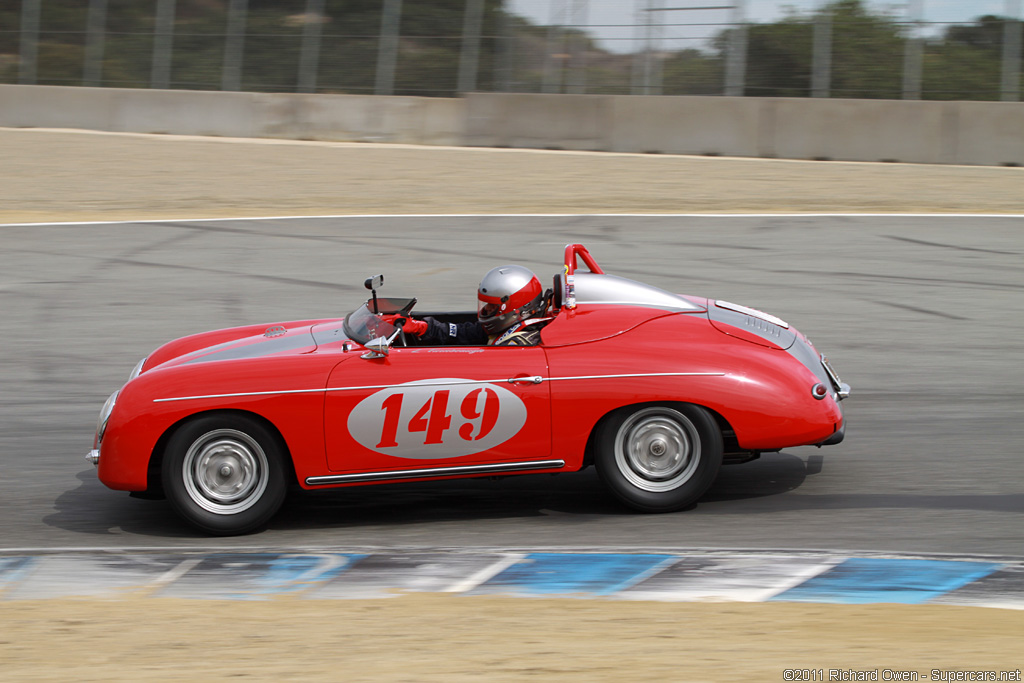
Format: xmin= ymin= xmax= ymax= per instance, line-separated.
xmin=361 ymin=326 xmax=403 ymax=359
xmin=361 ymin=336 xmax=391 ymax=359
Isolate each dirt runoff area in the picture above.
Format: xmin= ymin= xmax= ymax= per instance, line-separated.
xmin=1 ymin=127 xmax=1023 ymax=223
xmin=2 ymin=127 xmax=1022 ymax=681
xmin=1 ymin=596 xmax=1021 ymax=682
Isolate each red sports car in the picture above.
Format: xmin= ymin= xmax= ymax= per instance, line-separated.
xmin=88 ymin=244 xmax=849 ymax=535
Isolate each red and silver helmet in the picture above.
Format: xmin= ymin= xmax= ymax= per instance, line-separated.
xmin=477 ymin=265 xmax=544 ymax=336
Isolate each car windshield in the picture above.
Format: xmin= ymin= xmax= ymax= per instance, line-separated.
xmin=343 ymin=297 xmax=417 ymax=345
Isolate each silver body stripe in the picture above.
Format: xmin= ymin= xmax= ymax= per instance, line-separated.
xmin=153 ymin=372 xmax=726 ymax=403
xmin=544 ymin=372 xmax=724 ymax=382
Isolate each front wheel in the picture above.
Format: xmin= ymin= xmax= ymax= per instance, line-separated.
xmin=162 ymin=414 xmax=288 ymax=535
xmin=595 ymin=404 xmax=723 ymax=513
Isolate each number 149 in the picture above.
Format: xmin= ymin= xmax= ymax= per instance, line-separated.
xmin=376 ymin=387 xmax=500 ymax=448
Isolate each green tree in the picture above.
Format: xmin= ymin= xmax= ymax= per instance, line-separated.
xmin=742 ymin=13 xmax=814 ymax=96
xmin=732 ymin=0 xmax=1008 ymax=100
xmin=31 ymin=2 xmax=88 ymax=86
xmin=922 ymin=16 xmax=1008 ymax=100
xmin=2 ymin=0 xmax=1016 ymax=100
xmin=662 ymin=49 xmax=723 ymax=96
xmin=739 ymin=0 xmax=904 ymax=98
xmin=828 ymin=0 xmax=903 ymax=98
xmin=1 ymin=3 xmax=22 ymax=83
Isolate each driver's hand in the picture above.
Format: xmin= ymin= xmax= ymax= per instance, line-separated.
xmin=380 ymin=313 xmax=428 ymax=336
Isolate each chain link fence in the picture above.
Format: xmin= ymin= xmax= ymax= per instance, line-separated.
xmin=1 ymin=0 xmax=1021 ymax=100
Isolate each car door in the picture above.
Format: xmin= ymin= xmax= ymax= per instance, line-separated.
xmin=323 ymin=345 xmax=551 ymax=474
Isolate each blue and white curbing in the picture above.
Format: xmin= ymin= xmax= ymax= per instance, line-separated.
xmin=1 ymin=549 xmax=1021 ymax=608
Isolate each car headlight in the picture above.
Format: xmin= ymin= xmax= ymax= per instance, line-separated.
xmin=129 ymin=357 xmax=148 ymax=381
xmin=96 ymin=390 xmax=119 ymax=445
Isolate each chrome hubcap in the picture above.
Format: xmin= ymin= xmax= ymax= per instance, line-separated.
xmin=182 ymin=429 xmax=268 ymax=514
xmin=615 ymin=408 xmax=700 ymax=492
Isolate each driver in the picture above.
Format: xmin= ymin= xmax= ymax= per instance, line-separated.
xmin=384 ymin=265 xmax=551 ymax=346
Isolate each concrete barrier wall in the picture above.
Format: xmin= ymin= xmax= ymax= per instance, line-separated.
xmin=770 ymin=98 xmax=961 ymax=163
xmin=0 ymin=85 xmax=463 ymax=145
xmin=3 ymin=84 xmax=1022 ymax=166
xmin=464 ymin=93 xmax=1024 ymax=166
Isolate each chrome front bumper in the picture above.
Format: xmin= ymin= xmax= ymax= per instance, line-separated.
xmin=86 ymin=449 xmax=100 ymax=466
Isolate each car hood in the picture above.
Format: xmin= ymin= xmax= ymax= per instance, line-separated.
xmin=145 ymin=319 xmax=344 ymax=371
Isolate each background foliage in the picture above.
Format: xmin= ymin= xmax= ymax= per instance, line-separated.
xmin=0 ymin=0 xmax=1018 ymax=100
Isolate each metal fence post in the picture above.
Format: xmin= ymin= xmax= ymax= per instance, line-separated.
xmin=566 ymin=0 xmax=589 ymax=94
xmin=630 ymin=0 xmax=643 ymax=94
xmin=376 ymin=0 xmax=402 ymax=95
xmin=222 ymin=0 xmax=248 ymax=91
xmin=902 ymin=0 xmax=924 ymax=100
xmin=542 ymin=0 xmax=566 ymax=93
xmin=83 ymin=0 xmax=108 ymax=87
xmin=298 ymin=0 xmax=325 ymax=93
xmin=18 ymin=0 xmax=41 ymax=85
xmin=649 ymin=1 xmax=665 ymax=96
xmin=497 ymin=6 xmax=513 ymax=92
xmin=724 ymin=0 xmax=747 ymax=96
xmin=811 ymin=6 xmax=832 ymax=98
xmin=1003 ymin=0 xmax=1023 ymax=101
xmin=632 ymin=0 xmax=662 ymax=96
xmin=458 ymin=0 xmax=485 ymax=93
xmin=151 ymin=0 xmax=176 ymax=89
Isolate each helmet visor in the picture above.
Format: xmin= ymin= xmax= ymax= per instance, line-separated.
xmin=477 ymin=299 xmax=503 ymax=320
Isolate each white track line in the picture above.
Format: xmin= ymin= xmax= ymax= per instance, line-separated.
xmin=443 ymin=553 xmax=526 ymax=593
xmin=3 ymin=212 xmax=1024 ymax=228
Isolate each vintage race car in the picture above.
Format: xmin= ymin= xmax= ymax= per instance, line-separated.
xmin=88 ymin=244 xmax=849 ymax=535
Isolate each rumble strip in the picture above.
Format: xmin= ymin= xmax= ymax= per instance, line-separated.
xmin=1 ymin=549 xmax=1020 ymax=608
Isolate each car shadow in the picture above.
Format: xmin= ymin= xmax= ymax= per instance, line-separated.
xmin=46 ymin=470 xmax=206 ymax=539
xmin=48 ymin=452 xmax=822 ymax=538
xmin=271 ymin=467 xmax=620 ymax=532
xmin=267 ymin=451 xmax=823 ymax=532
xmin=703 ymin=452 xmax=824 ymax=503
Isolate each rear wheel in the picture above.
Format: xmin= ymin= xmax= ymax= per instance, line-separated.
xmin=595 ymin=404 xmax=723 ymax=512
xmin=163 ymin=414 xmax=287 ymax=535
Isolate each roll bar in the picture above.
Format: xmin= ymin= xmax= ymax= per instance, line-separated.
xmin=561 ymin=244 xmax=604 ymax=310
xmin=563 ymin=243 xmax=604 ymax=276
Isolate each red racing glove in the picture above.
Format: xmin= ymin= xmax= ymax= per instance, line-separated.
xmin=380 ymin=313 xmax=428 ymax=336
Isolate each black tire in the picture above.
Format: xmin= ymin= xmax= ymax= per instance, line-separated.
xmin=162 ymin=414 xmax=288 ymax=535
xmin=595 ymin=403 xmax=723 ymax=513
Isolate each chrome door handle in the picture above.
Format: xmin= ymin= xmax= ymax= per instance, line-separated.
xmin=508 ymin=375 xmax=543 ymax=385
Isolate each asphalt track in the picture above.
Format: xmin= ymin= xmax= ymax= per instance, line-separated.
xmin=2 ymin=213 xmax=1021 ymax=558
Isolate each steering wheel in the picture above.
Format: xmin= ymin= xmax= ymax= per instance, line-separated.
xmin=394 ymin=299 xmax=417 ymax=348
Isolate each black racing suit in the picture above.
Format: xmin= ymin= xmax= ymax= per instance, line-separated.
xmin=417 ymin=317 xmax=549 ymax=347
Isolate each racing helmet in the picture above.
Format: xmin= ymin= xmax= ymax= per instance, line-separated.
xmin=477 ymin=265 xmax=544 ymax=336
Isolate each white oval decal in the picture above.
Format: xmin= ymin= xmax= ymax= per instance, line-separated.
xmin=347 ymin=379 xmax=528 ymax=459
